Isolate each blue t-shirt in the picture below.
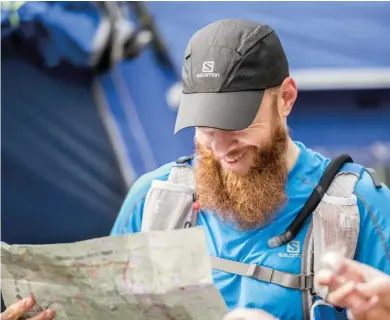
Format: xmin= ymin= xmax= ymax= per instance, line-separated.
xmin=111 ymin=142 xmax=390 ymax=320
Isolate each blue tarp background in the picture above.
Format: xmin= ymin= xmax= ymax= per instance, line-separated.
xmin=1 ymin=1 xmax=389 ymax=247
xmin=1 ymin=42 xmax=126 ymax=245
xmin=1 ymin=1 xmax=108 ymax=67
xmin=3 ymin=2 xmax=390 ymax=70
xmin=146 ymin=1 xmax=390 ymax=70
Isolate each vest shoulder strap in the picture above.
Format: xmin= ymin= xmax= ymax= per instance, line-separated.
xmin=166 ymin=155 xmax=195 ymax=187
xmin=211 ymin=256 xmax=313 ymax=290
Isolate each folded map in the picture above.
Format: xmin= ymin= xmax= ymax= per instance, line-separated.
xmin=1 ymin=227 xmax=228 ymax=319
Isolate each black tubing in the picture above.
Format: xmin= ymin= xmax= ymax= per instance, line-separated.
xmin=268 ymin=154 xmax=353 ymax=248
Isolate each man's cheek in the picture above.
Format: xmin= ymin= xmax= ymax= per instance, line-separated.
xmin=195 ymin=131 xmax=212 ymax=148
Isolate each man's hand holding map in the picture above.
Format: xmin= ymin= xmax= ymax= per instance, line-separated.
xmin=1 ymin=227 xmax=228 ymax=319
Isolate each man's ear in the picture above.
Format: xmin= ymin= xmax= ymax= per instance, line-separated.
xmin=278 ymin=77 xmax=297 ymax=117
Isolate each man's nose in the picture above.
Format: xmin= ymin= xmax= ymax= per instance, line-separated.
xmin=211 ymin=130 xmax=236 ymax=157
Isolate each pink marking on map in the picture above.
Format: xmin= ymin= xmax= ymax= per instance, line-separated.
xmin=121 ymin=261 xmax=133 ymax=290
xmin=75 ymin=295 xmax=83 ymax=302
xmin=18 ymin=249 xmax=30 ymax=263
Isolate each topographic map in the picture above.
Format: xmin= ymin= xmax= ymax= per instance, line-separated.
xmin=1 ymin=227 xmax=228 ymax=319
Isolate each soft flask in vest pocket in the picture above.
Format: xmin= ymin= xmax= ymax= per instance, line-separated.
xmin=142 ymin=164 xmax=197 ymax=231
xmin=142 ymin=179 xmax=195 ymax=231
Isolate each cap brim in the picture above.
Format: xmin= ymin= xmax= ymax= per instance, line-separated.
xmin=174 ymin=90 xmax=264 ymax=134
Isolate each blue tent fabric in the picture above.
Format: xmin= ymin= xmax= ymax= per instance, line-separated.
xmin=288 ymin=89 xmax=390 ymax=166
xmin=146 ymin=1 xmax=390 ymax=71
xmin=1 ymin=39 xmax=126 ymax=245
xmin=96 ymin=52 xmax=194 ymax=180
xmin=1 ymin=1 xmax=109 ymax=67
xmin=97 ymin=48 xmax=194 ymax=177
xmin=0 ymin=1 xmax=195 ymax=248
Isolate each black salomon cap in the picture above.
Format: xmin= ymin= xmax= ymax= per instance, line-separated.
xmin=175 ymin=19 xmax=289 ymax=134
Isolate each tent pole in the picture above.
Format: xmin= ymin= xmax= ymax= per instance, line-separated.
xmin=92 ymin=80 xmax=135 ymax=189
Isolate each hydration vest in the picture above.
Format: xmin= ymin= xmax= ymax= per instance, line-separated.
xmin=140 ymin=154 xmax=382 ymax=319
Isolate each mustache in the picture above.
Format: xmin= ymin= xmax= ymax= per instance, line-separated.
xmin=195 ymin=142 xmax=251 ymax=160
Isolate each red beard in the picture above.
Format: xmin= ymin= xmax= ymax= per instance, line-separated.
xmin=194 ymin=113 xmax=289 ymax=230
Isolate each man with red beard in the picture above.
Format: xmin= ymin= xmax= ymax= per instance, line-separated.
xmin=110 ymin=19 xmax=390 ymax=320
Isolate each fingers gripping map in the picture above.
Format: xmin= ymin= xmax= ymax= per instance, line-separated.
xmin=1 ymin=227 xmax=228 ymax=319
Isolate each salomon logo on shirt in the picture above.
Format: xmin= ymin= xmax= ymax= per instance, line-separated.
xmin=278 ymin=240 xmax=302 ymax=258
